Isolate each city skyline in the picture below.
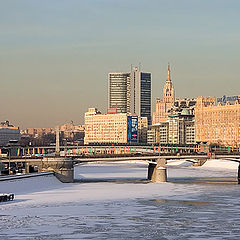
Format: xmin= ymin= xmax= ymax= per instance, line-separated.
xmin=1 ymin=0 xmax=240 ymax=128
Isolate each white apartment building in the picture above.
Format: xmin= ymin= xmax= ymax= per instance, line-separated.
xmin=84 ymin=108 xmax=138 ymax=144
xmin=148 ymin=112 xmax=195 ymax=145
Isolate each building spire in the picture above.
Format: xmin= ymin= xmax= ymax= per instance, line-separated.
xmin=167 ymin=62 xmax=171 ymax=82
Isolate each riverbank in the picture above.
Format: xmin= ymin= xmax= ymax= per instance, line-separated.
xmin=1 ymin=160 xmax=240 ymax=239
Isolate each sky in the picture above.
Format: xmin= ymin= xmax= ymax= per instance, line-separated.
xmin=0 ymin=0 xmax=240 ymax=129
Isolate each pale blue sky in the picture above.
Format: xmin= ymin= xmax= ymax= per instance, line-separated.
xmin=1 ymin=0 xmax=240 ymax=128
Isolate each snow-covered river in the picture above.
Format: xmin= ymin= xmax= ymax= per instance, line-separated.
xmin=1 ymin=160 xmax=240 ymax=239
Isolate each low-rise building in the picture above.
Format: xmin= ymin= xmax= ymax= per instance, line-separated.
xmin=24 ymin=122 xmax=85 ymax=143
xmin=147 ymin=128 xmax=156 ymax=144
xmin=168 ymin=111 xmax=194 ymax=145
xmin=148 ymin=111 xmax=194 ymax=145
xmin=195 ymin=96 xmax=240 ymax=146
xmin=185 ymin=120 xmax=195 ymax=144
xmin=138 ymin=117 xmax=148 ymax=143
xmin=59 ymin=122 xmax=85 ymax=141
xmin=147 ymin=123 xmax=169 ymax=144
xmin=0 ymin=121 xmax=21 ymax=146
xmin=84 ymin=108 xmax=138 ymax=144
xmin=158 ymin=122 xmax=169 ymax=143
xmin=25 ymin=127 xmax=53 ymax=137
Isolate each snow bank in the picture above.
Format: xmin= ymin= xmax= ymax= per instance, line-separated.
xmin=201 ymin=159 xmax=239 ymax=171
xmin=0 ymin=174 xmax=63 ymax=195
xmin=167 ymin=159 xmax=193 ymax=167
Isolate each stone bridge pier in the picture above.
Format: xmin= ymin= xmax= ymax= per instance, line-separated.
xmin=148 ymin=159 xmax=167 ymax=183
xmin=41 ymin=157 xmax=74 ymax=183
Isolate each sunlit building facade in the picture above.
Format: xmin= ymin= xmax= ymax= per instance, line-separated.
xmin=195 ymin=96 xmax=240 ymax=146
xmin=84 ymin=108 xmax=138 ymax=144
xmin=148 ymin=111 xmax=194 ymax=145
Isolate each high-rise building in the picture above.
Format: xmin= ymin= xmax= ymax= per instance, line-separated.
xmin=108 ymin=72 xmax=130 ymax=113
xmin=130 ymin=67 xmax=151 ymax=124
xmin=153 ymin=64 xmax=175 ymax=124
xmin=108 ymin=67 xmax=151 ymax=124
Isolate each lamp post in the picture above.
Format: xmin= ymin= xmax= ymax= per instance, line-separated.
xmin=159 ymin=141 xmax=161 ymax=157
xmin=8 ymin=148 xmax=11 ymax=175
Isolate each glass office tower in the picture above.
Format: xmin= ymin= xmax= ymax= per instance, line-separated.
xmin=108 ymin=68 xmax=151 ymax=124
xmin=108 ymin=73 xmax=130 ymax=113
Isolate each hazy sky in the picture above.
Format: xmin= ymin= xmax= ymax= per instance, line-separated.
xmin=1 ymin=0 xmax=240 ymax=128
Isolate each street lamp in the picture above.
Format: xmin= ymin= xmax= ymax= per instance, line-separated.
xmin=8 ymin=148 xmax=11 ymax=175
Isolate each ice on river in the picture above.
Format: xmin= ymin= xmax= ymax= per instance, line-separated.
xmin=1 ymin=159 xmax=240 ymax=240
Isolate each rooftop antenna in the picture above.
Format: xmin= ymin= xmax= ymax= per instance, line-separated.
xmin=139 ymin=62 xmax=142 ymax=71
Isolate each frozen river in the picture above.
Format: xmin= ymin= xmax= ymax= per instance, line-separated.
xmin=1 ymin=160 xmax=240 ymax=239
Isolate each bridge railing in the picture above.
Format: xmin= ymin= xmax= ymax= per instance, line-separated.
xmin=1 ymin=144 xmax=240 ymax=159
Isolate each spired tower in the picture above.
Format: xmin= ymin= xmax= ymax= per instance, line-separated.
xmin=152 ymin=64 xmax=175 ymax=124
xmin=163 ymin=63 xmax=175 ymax=109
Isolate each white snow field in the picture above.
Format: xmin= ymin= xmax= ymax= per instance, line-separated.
xmin=201 ymin=159 xmax=239 ymax=170
xmin=0 ymin=160 xmax=240 ymax=239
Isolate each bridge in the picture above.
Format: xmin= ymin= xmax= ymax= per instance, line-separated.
xmin=1 ymin=129 xmax=240 ymax=183
xmin=1 ymin=153 xmax=240 ymax=183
